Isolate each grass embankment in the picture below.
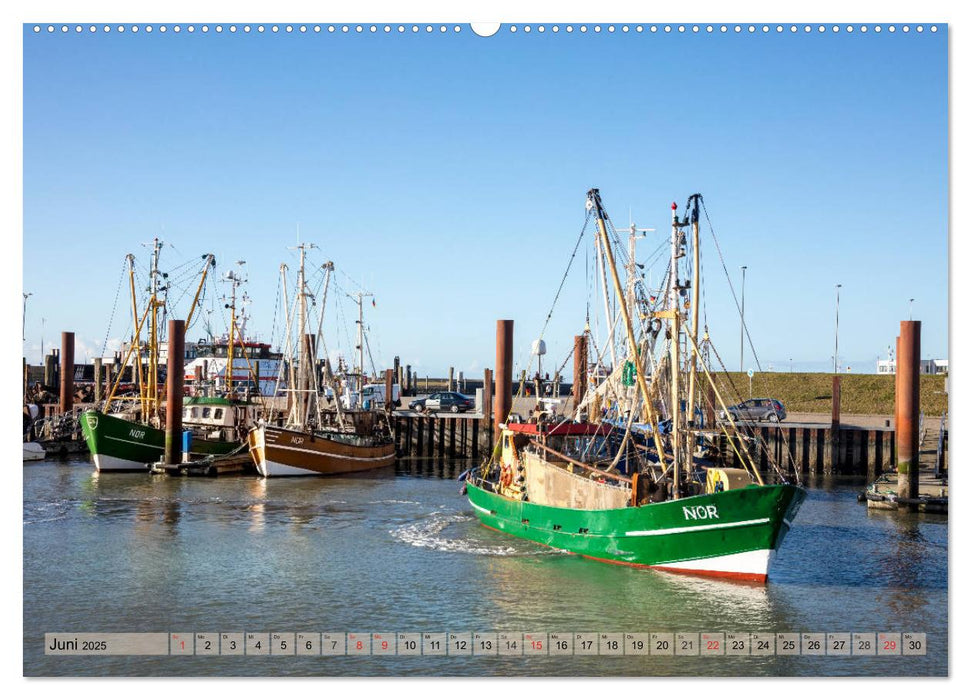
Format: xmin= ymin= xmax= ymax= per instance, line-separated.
xmin=413 ymin=372 xmax=947 ymax=415
xmin=711 ymin=372 xmax=948 ymax=416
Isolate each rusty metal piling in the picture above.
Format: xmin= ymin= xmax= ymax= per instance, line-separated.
xmin=896 ymin=321 xmax=921 ymax=510
xmin=59 ymin=333 xmax=74 ymax=415
xmin=164 ymin=320 xmax=186 ymax=465
xmin=495 ymin=320 xmax=513 ymax=433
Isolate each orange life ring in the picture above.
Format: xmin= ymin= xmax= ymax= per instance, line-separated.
xmin=500 ymin=464 xmax=513 ymax=488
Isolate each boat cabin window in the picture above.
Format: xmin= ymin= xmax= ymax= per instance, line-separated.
xmin=213 ymin=408 xmax=224 ymax=420
xmin=202 ymin=407 xmax=211 ymax=418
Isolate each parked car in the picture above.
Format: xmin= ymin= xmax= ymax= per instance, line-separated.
xmin=719 ymin=398 xmax=786 ymax=423
xmin=409 ymin=391 xmax=475 ymax=414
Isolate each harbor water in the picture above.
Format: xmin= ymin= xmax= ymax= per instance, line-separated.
xmin=23 ymin=456 xmax=947 ymax=677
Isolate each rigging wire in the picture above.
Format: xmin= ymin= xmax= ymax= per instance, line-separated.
xmin=100 ymin=258 xmax=129 ymax=358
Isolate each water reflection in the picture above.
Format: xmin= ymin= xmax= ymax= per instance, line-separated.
xmin=477 ymin=549 xmax=782 ymax=633
xmin=24 ymin=457 xmax=949 ymax=677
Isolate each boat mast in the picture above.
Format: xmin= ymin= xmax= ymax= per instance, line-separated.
xmin=126 ymin=253 xmax=147 ymax=417
xmin=312 ymin=262 xmax=335 ymax=428
xmin=223 ymin=262 xmax=245 ymax=395
xmin=353 ymin=291 xmax=373 ymax=383
xmin=594 ymin=234 xmax=617 ymax=371
xmin=294 ymin=243 xmax=314 ymax=426
xmin=186 ymin=253 xmax=215 ymax=329
xmin=276 ymin=263 xmax=301 ymax=426
xmin=587 ymin=188 xmax=667 ymax=472
xmin=668 ymin=203 xmax=682 ymax=498
xmin=685 ymin=195 xmax=702 ymax=435
xmin=148 ymin=237 xmax=163 ymax=419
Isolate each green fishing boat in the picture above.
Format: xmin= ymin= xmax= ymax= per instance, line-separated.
xmin=464 ymin=189 xmax=805 ymax=582
xmin=81 ymin=243 xmax=259 ymax=471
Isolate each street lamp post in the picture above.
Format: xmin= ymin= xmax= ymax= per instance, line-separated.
xmin=740 ymin=266 xmax=747 ymax=372
xmin=23 ymin=292 xmax=31 ymax=343
xmin=834 ymin=284 xmax=842 ymax=374
xmin=909 ymin=298 xmax=915 ymax=320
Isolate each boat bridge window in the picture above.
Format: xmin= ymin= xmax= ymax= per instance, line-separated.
xmin=213 ymin=408 xmax=224 ymax=420
xmin=202 ymin=407 xmax=211 ymax=418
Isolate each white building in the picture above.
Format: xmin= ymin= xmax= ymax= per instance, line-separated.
xmin=876 ymin=358 xmax=948 ymax=375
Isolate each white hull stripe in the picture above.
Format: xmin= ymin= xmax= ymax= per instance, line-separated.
xmin=626 ymin=517 xmax=770 ymax=537
xmin=267 ymin=441 xmax=391 ymax=462
xmin=94 ymin=454 xmax=149 ymax=472
xmin=104 ymin=435 xmax=159 ymax=449
xmin=257 ymin=460 xmax=322 ymax=477
xmin=470 ymin=502 xmax=491 ymax=515
xmin=657 ymin=548 xmax=774 ymax=576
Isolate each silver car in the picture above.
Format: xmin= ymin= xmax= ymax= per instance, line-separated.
xmin=720 ymin=398 xmax=786 ymax=423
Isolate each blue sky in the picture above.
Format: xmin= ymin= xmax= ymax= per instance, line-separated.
xmin=22 ymin=24 xmax=948 ymax=379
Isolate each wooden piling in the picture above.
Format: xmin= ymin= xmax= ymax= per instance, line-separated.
xmin=831 ymin=375 xmax=841 ymax=428
xmin=448 ymin=366 xmax=454 ymax=392
xmin=573 ymin=334 xmax=587 ymax=412
xmin=896 ymin=321 xmax=921 ymax=510
xmin=164 ymin=320 xmax=185 ymax=465
xmin=483 ymin=368 xmax=493 ymax=422
xmin=704 ymin=385 xmax=716 ymax=429
xmin=93 ymin=357 xmax=103 ymax=404
xmin=59 ymin=333 xmax=75 ymax=415
xmin=44 ymin=351 xmax=55 ymax=389
xmin=384 ymin=368 xmax=393 ymax=411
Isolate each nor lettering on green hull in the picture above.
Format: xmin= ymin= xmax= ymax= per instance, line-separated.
xmin=467 ymin=482 xmax=805 ymax=570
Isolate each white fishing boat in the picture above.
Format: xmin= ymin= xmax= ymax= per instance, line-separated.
xmin=23 ymin=442 xmax=46 ymax=461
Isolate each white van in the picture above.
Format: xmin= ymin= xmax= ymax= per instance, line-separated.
xmin=341 ymin=383 xmax=401 ymax=410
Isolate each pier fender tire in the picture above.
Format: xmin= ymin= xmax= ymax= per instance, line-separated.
xmin=450 ymin=405 xmax=460 ymax=413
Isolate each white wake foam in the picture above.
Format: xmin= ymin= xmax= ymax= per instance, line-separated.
xmin=390 ymin=511 xmax=525 ymax=556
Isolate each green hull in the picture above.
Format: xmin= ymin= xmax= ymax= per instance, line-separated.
xmin=466 ymin=482 xmax=805 ymax=582
xmin=80 ymin=410 xmax=239 ymax=472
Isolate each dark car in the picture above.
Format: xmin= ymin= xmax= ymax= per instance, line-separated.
xmin=719 ymin=398 xmax=786 ymax=423
xmin=409 ymin=392 xmax=475 ymax=414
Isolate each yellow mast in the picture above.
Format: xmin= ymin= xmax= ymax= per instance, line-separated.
xmin=186 ymin=253 xmax=215 ymax=329
xmin=126 ymin=254 xmax=147 ymax=418
xmin=587 ymin=189 xmax=668 ymax=472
